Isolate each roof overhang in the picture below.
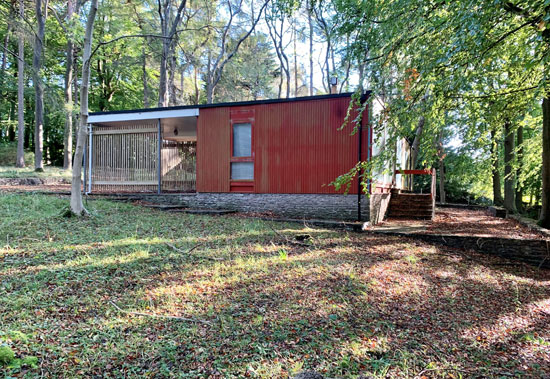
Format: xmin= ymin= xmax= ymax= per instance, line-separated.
xmin=88 ymin=108 xmax=199 ymax=124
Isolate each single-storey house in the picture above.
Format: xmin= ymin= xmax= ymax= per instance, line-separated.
xmin=86 ymin=92 xmax=428 ymax=222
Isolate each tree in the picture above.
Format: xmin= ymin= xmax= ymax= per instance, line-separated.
xmin=333 ymin=0 xmax=549 ymax=226
xmin=503 ymin=119 xmax=516 ymax=213
xmin=33 ymin=0 xmax=49 ymax=171
xmin=71 ymin=0 xmax=98 ymax=215
xmin=15 ymin=0 xmax=24 ymax=168
xmin=214 ymin=33 xmax=278 ymax=101
xmin=490 ymin=128 xmax=503 ymax=206
xmin=204 ymin=0 xmax=268 ymax=103
xmin=157 ymin=0 xmax=187 ymax=107
xmin=265 ymin=2 xmax=290 ymax=98
xmin=62 ymin=0 xmax=81 ymax=170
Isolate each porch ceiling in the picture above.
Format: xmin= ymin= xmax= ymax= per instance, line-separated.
xmin=88 ymin=108 xmax=198 ymax=142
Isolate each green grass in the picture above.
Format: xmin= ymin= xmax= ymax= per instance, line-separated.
xmin=0 ymin=193 xmax=549 ymax=377
xmin=0 ymin=143 xmax=34 ymax=167
xmin=0 ymin=166 xmax=71 ymax=180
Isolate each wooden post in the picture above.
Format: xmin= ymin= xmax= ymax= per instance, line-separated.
xmin=87 ymin=124 xmax=92 ymax=194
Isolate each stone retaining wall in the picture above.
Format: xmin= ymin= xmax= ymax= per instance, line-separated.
xmin=125 ymin=192 xmax=370 ymax=221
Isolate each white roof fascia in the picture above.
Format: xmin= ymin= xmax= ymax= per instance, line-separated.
xmin=88 ymin=108 xmax=199 ymax=124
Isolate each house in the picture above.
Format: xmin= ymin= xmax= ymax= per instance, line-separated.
xmin=86 ymin=92 xmax=425 ymax=222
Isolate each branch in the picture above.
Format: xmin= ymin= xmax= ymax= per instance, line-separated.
xmin=48 ymin=5 xmax=68 ymax=34
xmin=110 ymin=301 xmax=211 ymax=324
xmin=448 ymin=85 xmax=538 ymax=100
xmin=212 ymin=0 xmax=270 ymax=88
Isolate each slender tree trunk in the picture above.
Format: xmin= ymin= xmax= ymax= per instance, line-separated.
xmin=168 ymin=38 xmax=178 ymax=106
xmin=0 ymin=19 xmax=11 ymax=91
xmin=194 ymin=65 xmax=199 ymax=104
xmin=71 ymin=0 xmax=98 ymax=215
xmin=142 ymin=46 xmax=150 ymax=107
xmin=293 ymin=19 xmax=297 ymax=96
xmin=515 ymin=124 xmax=524 ymax=213
xmin=503 ymin=120 xmax=516 ymax=213
xmin=438 ymin=130 xmax=446 ymax=203
xmin=540 ymin=96 xmax=550 ymax=227
xmin=63 ymin=0 xmax=76 ymax=170
xmin=409 ymin=116 xmax=425 ymax=170
xmin=33 ymin=0 xmax=48 ymax=171
xmin=158 ymin=36 xmax=170 ymax=107
xmin=490 ymin=128 xmax=503 ymax=206
xmin=16 ymin=0 xmax=25 ymax=168
xmin=308 ymin=6 xmax=313 ymax=96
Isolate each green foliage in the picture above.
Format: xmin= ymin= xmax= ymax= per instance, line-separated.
xmin=0 ymin=345 xmax=15 ymax=365
xmin=0 ymin=143 xmax=34 ymax=167
xmin=215 ymin=34 xmax=279 ymax=102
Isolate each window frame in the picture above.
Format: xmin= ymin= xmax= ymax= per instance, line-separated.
xmin=229 ymin=110 xmax=255 ymax=190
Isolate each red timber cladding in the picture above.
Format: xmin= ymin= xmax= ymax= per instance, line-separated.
xmin=196 ymin=96 xmax=369 ymax=194
xmin=196 ymin=106 xmax=231 ymax=192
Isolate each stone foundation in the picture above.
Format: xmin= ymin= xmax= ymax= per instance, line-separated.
xmin=126 ymin=192 xmax=369 ymax=221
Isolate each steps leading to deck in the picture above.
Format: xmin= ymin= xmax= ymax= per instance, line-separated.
xmin=387 ymin=193 xmax=434 ymax=220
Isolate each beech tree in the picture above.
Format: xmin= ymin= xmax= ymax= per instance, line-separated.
xmin=15 ymin=0 xmax=24 ymax=168
xmin=33 ymin=0 xmax=48 ymax=171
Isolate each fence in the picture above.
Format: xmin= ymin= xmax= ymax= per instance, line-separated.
xmin=87 ymin=124 xmax=196 ymax=193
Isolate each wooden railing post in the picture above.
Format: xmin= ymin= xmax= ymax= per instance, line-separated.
xmin=431 ymin=168 xmax=436 ymax=218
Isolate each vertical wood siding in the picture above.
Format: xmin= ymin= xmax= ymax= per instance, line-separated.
xmin=197 ymin=96 xmax=369 ymax=194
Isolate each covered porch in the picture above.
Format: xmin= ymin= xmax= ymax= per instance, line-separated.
xmin=85 ymin=107 xmax=199 ymax=194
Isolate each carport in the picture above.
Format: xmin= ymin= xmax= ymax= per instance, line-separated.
xmin=85 ymin=107 xmax=199 ymax=194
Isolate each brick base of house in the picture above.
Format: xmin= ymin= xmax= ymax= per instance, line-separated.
xmin=131 ymin=192 xmax=369 ymax=221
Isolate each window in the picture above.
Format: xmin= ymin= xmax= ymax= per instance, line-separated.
xmin=230 ymin=111 xmax=254 ymax=191
xmin=231 ymin=162 xmax=253 ymax=180
xmin=232 ymin=123 xmax=251 ymax=157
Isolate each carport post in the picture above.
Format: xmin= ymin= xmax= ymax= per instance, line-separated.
xmin=88 ymin=123 xmax=92 ymax=194
xmin=157 ymin=118 xmax=162 ymax=194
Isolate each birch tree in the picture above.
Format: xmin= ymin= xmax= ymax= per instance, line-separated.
xmin=71 ymin=0 xmax=98 ymax=215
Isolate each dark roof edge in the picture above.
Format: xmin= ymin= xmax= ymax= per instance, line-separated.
xmin=89 ymin=91 xmax=372 ymax=116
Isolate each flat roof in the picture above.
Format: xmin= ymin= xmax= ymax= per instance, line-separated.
xmin=88 ymin=92 xmax=370 ymax=117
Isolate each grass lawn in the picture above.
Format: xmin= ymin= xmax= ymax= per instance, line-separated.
xmin=1 ymin=193 xmax=549 ymax=378
xmin=0 ymin=166 xmax=71 ymax=181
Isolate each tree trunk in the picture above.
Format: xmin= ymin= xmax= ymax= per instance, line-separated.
xmin=157 ymin=0 xmax=187 ymax=107
xmin=293 ymin=19 xmax=297 ymax=96
xmin=71 ymin=0 xmax=98 ymax=216
xmin=142 ymin=46 xmax=149 ymax=107
xmin=168 ymin=38 xmax=177 ymax=106
xmin=16 ymin=0 xmax=25 ymax=168
xmin=409 ymin=116 xmax=425 ymax=170
xmin=503 ymin=120 xmax=516 ymax=213
xmin=490 ymin=128 xmax=503 ymax=206
xmin=540 ymin=96 xmax=550 ymax=228
xmin=515 ymin=124 xmax=524 ymax=213
xmin=438 ymin=130 xmax=446 ymax=203
xmin=158 ymin=34 xmax=170 ymax=107
xmin=0 ymin=18 xmax=11 ymax=91
xmin=308 ymin=6 xmax=313 ymax=96
xmin=63 ymin=0 xmax=76 ymax=170
xmin=33 ymin=0 xmax=48 ymax=171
